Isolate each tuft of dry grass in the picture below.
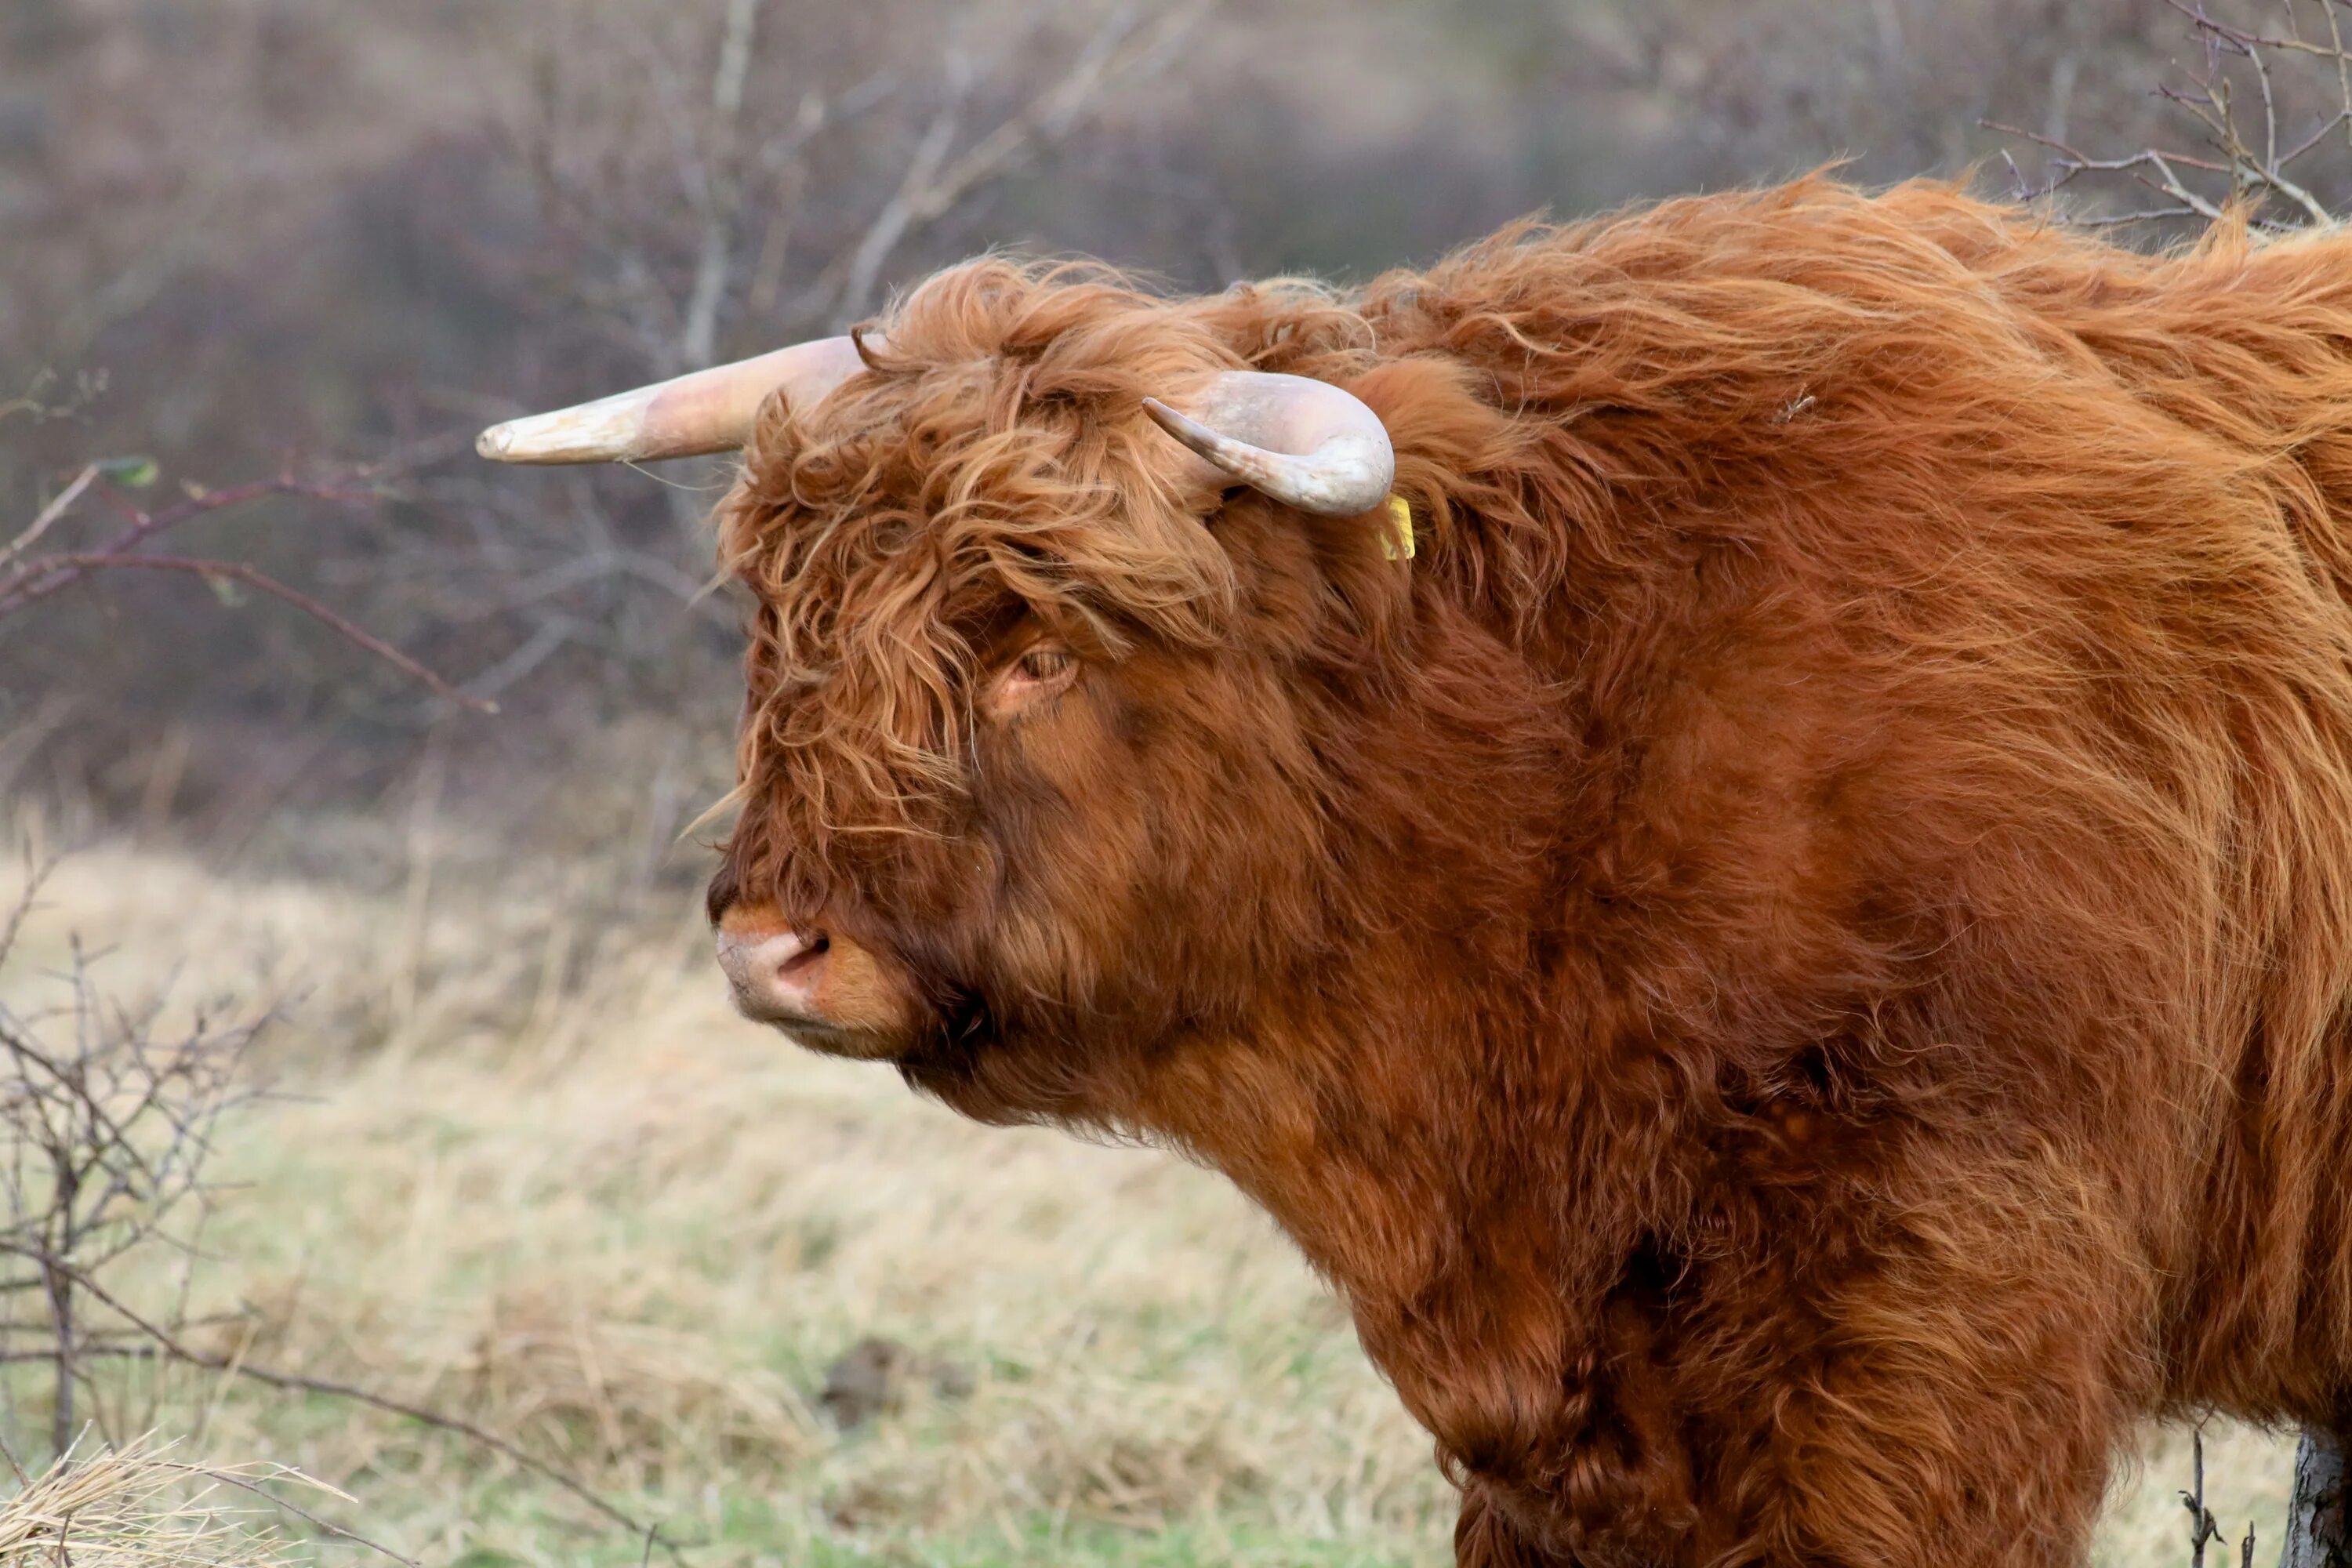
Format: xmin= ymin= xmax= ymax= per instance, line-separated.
xmin=0 ymin=830 xmax=2305 ymax=1566
xmin=0 ymin=1434 xmax=307 ymax=1568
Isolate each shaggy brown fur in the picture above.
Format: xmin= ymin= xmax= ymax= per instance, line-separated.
xmin=706 ymin=177 xmax=2352 ymax=1567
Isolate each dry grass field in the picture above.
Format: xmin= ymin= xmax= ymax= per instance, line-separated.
xmin=0 ymin=817 xmax=2304 ymax=1567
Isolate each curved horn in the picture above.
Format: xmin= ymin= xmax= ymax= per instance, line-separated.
xmin=476 ymin=336 xmax=873 ymax=464
xmin=1140 ymin=371 xmax=1395 ymax=517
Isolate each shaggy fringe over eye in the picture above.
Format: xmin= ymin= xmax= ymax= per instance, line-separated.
xmin=713 ymin=258 xmax=1376 ymax=920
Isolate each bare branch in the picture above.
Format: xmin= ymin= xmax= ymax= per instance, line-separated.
xmin=1994 ymin=0 xmax=2352 ymax=232
xmin=0 ymin=876 xmax=680 ymax=1562
xmin=815 ymin=1 xmax=1216 ymax=324
xmin=47 ymin=1261 xmax=681 ymax=1561
xmin=1 ymin=554 xmax=492 ymax=713
xmin=681 ymin=0 xmax=764 ymax=370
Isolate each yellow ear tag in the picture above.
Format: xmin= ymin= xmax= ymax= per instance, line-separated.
xmin=1383 ymin=494 xmax=1415 ymax=561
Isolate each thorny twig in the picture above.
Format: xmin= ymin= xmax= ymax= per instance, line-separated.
xmin=2183 ymin=1426 xmax=2223 ymax=1568
xmin=11 ymin=556 xmax=489 ymax=712
xmin=0 ymin=458 xmax=493 ymax=713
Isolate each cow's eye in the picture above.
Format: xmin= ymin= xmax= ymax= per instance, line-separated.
xmin=987 ymin=640 xmax=1078 ymax=718
xmin=1018 ymin=646 xmax=1074 ymax=682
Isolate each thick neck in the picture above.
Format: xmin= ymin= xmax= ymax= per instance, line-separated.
xmin=1121 ymin=913 xmax=1648 ymax=1459
xmin=1100 ymin=599 xmax=1654 ymax=1440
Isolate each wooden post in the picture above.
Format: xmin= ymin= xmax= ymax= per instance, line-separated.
xmin=2281 ymin=1429 xmax=2347 ymax=1568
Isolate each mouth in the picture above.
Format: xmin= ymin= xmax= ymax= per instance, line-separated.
xmin=751 ymin=1010 xmax=909 ymax=1063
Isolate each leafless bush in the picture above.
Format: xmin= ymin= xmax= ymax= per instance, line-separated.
xmin=0 ymin=857 xmax=268 ymax=1458
xmin=0 ymin=858 xmax=684 ymax=1560
xmin=1 ymin=0 xmax=1236 ymax=829
xmin=510 ymin=0 xmax=1212 ymax=370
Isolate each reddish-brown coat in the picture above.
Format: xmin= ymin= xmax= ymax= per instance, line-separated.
xmin=710 ymin=178 xmax=2352 ymax=1566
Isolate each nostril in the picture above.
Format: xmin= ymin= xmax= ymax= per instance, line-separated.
xmin=778 ymin=934 xmax=829 ymax=982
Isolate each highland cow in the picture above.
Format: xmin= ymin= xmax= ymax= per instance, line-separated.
xmin=480 ymin=178 xmax=2352 ymax=1568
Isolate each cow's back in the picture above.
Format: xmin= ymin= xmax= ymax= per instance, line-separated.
xmin=1341 ymin=180 xmax=2352 ymax=1426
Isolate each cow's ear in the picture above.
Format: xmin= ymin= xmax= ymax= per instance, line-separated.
xmin=1189 ymin=487 xmax=1248 ymax=531
xmin=1259 ymin=486 xmax=1416 ymax=662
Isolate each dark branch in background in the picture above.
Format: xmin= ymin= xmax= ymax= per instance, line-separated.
xmin=0 ymin=456 xmax=494 ymax=714
xmin=155 ymin=1457 xmax=421 ymax=1568
xmin=0 ymin=1431 xmax=397 ymax=1568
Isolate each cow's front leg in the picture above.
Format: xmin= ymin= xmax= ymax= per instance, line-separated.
xmin=1444 ymin=1157 xmax=2143 ymax=1568
xmin=1685 ymin=1162 xmax=2139 ymax=1568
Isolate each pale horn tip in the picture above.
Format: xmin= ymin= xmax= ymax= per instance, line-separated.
xmin=1138 ymin=397 xmax=1222 ymax=463
xmin=475 ymin=423 xmax=517 ymax=461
